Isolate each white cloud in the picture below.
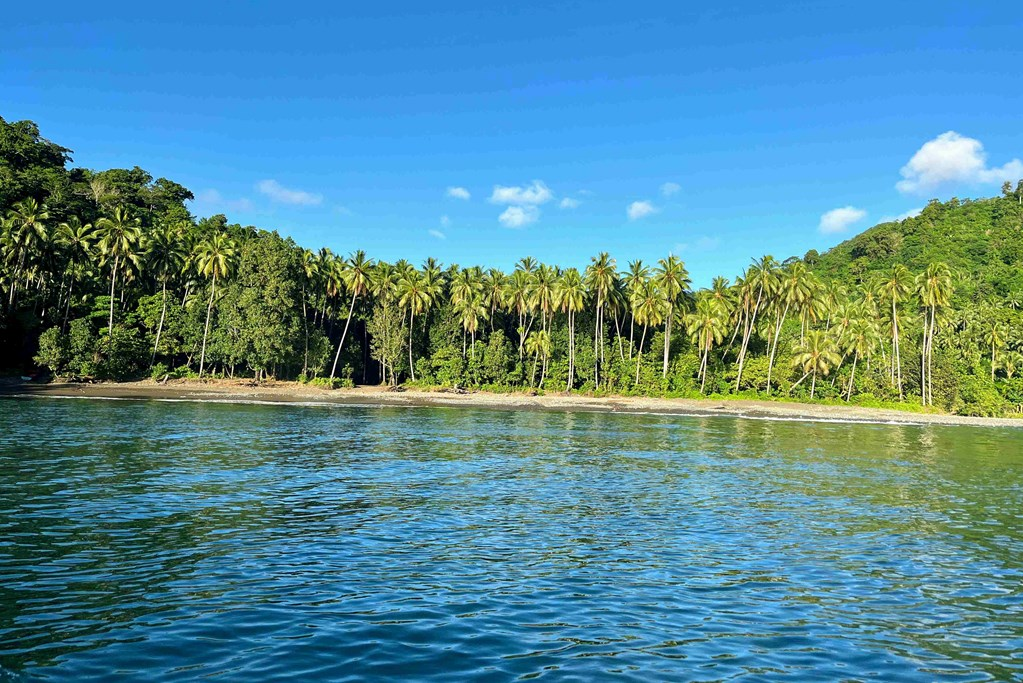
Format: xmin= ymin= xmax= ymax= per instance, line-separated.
xmin=559 ymin=197 xmax=580 ymax=209
xmin=446 ymin=186 xmax=471 ymax=200
xmin=429 ymin=229 xmax=446 ymax=240
xmin=896 ymin=131 xmax=1023 ymax=194
xmin=660 ymin=182 xmax=681 ymax=197
xmin=819 ymin=206 xmax=867 ymax=234
xmin=627 ymin=200 xmax=657 ymax=221
xmin=193 ymin=189 xmax=253 ymax=212
xmin=440 ymin=215 xmax=451 ymax=227
xmin=499 ymin=205 xmax=540 ymax=228
xmin=256 ymin=179 xmax=322 ymax=206
xmin=490 ymin=180 xmax=553 ymax=205
xmin=334 ymin=205 xmax=354 ymax=216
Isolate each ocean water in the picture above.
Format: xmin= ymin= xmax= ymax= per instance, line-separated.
xmin=1 ymin=397 xmax=1021 ymax=681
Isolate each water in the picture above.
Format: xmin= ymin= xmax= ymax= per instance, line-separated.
xmin=1 ymin=397 xmax=1022 ymax=682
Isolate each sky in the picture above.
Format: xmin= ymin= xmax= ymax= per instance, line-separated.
xmin=4 ymin=1 xmax=1022 ymax=286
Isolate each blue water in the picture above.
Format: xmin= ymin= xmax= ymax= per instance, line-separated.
xmin=1 ymin=397 xmax=1022 ymax=681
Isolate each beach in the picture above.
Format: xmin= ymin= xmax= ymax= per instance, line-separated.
xmin=5 ymin=379 xmax=1022 ymax=428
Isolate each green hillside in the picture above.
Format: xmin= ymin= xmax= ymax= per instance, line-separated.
xmin=810 ymin=194 xmax=1023 ymax=305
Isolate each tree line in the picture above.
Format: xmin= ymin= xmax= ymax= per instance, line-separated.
xmin=2 ymin=116 xmax=1022 ymax=415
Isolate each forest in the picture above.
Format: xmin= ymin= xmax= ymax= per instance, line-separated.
xmin=3 ymin=116 xmax=1022 ymax=416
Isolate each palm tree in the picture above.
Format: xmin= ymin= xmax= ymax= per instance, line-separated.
xmin=330 ymin=250 xmax=374 ymax=381
xmin=194 ymin=232 xmax=237 ymax=377
xmin=585 ymin=252 xmax=616 ymax=387
xmin=915 ymin=262 xmax=954 ymax=405
xmin=766 ymin=262 xmax=807 ymax=394
xmin=299 ymin=249 xmax=320 ymax=375
xmin=555 ymin=268 xmax=586 ymax=391
xmin=524 ymin=329 xmax=552 ymax=388
xmin=482 ymin=268 xmax=508 ymax=331
xmin=879 ymin=265 xmax=912 ymax=399
xmin=654 ymin=255 xmax=691 ymax=378
xmin=3 ymin=198 xmax=50 ymax=307
xmin=145 ymin=223 xmax=188 ymax=363
xmin=55 ymin=216 xmax=95 ymax=326
xmin=456 ymin=293 xmax=488 ymax=359
xmin=397 ymin=267 xmax=432 ymax=381
xmin=622 ymin=260 xmax=649 ymax=357
xmin=686 ymin=295 xmax=728 ymax=393
xmin=735 ymin=255 xmax=778 ymax=390
xmin=631 ymin=278 xmax=666 ymax=385
xmin=790 ymin=329 xmax=841 ymax=399
xmin=507 ymin=268 xmax=534 ymax=356
xmin=370 ymin=262 xmax=400 ymax=385
xmin=984 ymin=321 xmax=1008 ymax=381
xmin=842 ymin=317 xmax=877 ymax=401
xmin=96 ymin=206 xmax=142 ymax=335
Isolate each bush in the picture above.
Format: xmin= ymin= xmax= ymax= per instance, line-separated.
xmin=150 ymin=362 xmax=170 ymax=380
xmin=34 ymin=327 xmax=68 ymax=375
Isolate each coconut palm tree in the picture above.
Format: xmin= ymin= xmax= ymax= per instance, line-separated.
xmin=915 ymin=262 xmax=954 ymax=405
xmin=623 ymin=260 xmax=649 ymax=357
xmin=507 ymin=268 xmax=534 ymax=356
xmin=790 ymin=329 xmax=841 ymax=399
xmin=3 ymin=198 xmax=50 ymax=307
xmin=686 ymin=295 xmax=728 ymax=393
xmin=55 ymin=216 xmax=95 ymax=327
xmin=654 ymin=255 xmax=691 ymax=379
xmin=631 ymin=277 xmax=666 ymax=385
xmin=145 ymin=222 xmax=188 ymax=363
xmin=397 ymin=267 xmax=432 ymax=382
xmin=766 ymin=262 xmax=808 ymax=394
xmin=879 ymin=265 xmax=912 ymax=398
xmin=524 ymin=329 xmax=552 ymax=388
xmin=984 ymin=321 xmax=1008 ymax=382
xmin=96 ymin=206 xmax=142 ymax=336
xmin=734 ymin=255 xmax=778 ymax=390
xmin=555 ymin=267 xmax=586 ymax=391
xmin=841 ymin=317 xmax=877 ymax=401
xmin=482 ymin=268 xmax=508 ymax=331
xmin=194 ymin=232 xmax=237 ymax=377
xmin=330 ymin=250 xmax=374 ymax=381
xmin=585 ymin=252 xmax=617 ymax=386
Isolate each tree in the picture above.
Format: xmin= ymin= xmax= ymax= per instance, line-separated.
xmin=631 ymin=277 xmax=666 ymax=385
xmin=654 ymin=255 xmax=691 ymax=378
xmin=878 ymin=265 xmax=912 ymax=399
xmin=55 ymin=216 xmax=95 ymax=326
xmin=145 ymin=222 xmax=187 ymax=363
xmin=96 ymin=206 xmax=142 ymax=335
xmin=555 ymin=268 xmax=586 ymax=390
xmin=3 ymin=198 xmax=50 ymax=307
xmin=686 ymin=296 xmax=728 ymax=393
xmin=915 ymin=262 xmax=954 ymax=406
xmin=397 ymin=267 xmax=433 ymax=382
xmin=585 ymin=252 xmax=616 ymax=387
xmin=194 ymin=232 xmax=237 ymax=377
xmin=735 ymin=255 xmax=777 ymax=390
xmin=790 ymin=330 xmax=841 ymax=399
xmin=330 ymin=250 xmax=373 ymax=380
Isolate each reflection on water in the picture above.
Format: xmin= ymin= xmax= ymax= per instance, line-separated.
xmin=1 ymin=397 xmax=1022 ymax=681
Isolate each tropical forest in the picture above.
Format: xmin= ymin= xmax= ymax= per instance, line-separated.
xmin=3 ymin=116 xmax=1022 ymax=417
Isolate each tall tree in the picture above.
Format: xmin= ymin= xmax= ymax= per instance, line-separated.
xmin=654 ymin=255 xmax=691 ymax=378
xmin=96 ymin=206 xmax=142 ymax=335
xmin=145 ymin=222 xmax=187 ymax=363
xmin=330 ymin=250 xmax=373 ymax=381
xmin=194 ymin=232 xmax=237 ymax=377
xmin=555 ymin=268 xmax=586 ymax=391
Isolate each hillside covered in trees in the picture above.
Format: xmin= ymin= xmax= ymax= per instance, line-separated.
xmin=3 ymin=116 xmax=1022 ymax=416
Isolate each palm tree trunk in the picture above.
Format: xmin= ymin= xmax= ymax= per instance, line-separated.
xmin=700 ymin=341 xmax=709 ymax=394
xmin=735 ymin=287 xmax=764 ymax=390
xmin=594 ymin=304 xmax=601 ymax=388
xmin=302 ymin=284 xmax=309 ymax=376
xmin=662 ymin=303 xmax=673 ymax=378
xmin=408 ymin=309 xmax=416 ymax=382
xmin=152 ymin=280 xmax=167 ymax=366
xmin=766 ymin=304 xmax=790 ymax=395
xmin=635 ymin=324 xmax=648 ymax=385
xmin=566 ymin=310 xmax=574 ymax=392
xmin=810 ymin=369 xmax=817 ymax=399
xmin=330 ymin=292 xmax=358 ymax=380
xmin=614 ymin=313 xmax=625 ymax=361
xmin=199 ymin=272 xmax=216 ymax=377
xmin=108 ymin=255 xmax=119 ymax=336
xmin=846 ymin=353 xmax=858 ymax=401
xmin=893 ymin=301 xmax=903 ymax=400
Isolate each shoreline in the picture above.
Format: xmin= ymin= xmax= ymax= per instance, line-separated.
xmin=4 ymin=379 xmax=1023 ymax=428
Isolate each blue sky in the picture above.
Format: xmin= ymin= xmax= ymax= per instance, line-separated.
xmin=4 ymin=1 xmax=1021 ymax=286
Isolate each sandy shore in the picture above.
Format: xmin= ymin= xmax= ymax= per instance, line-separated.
xmin=4 ymin=379 xmax=1023 ymax=428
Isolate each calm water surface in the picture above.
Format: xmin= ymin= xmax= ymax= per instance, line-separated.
xmin=1 ymin=397 xmax=1022 ymax=681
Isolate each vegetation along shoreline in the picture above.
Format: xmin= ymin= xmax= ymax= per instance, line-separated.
xmin=3 ymin=116 xmax=1022 ymax=418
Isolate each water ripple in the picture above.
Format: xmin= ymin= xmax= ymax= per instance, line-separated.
xmin=1 ymin=397 xmax=1022 ymax=681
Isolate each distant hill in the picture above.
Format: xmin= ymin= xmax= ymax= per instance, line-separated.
xmin=809 ymin=194 xmax=1023 ymax=304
